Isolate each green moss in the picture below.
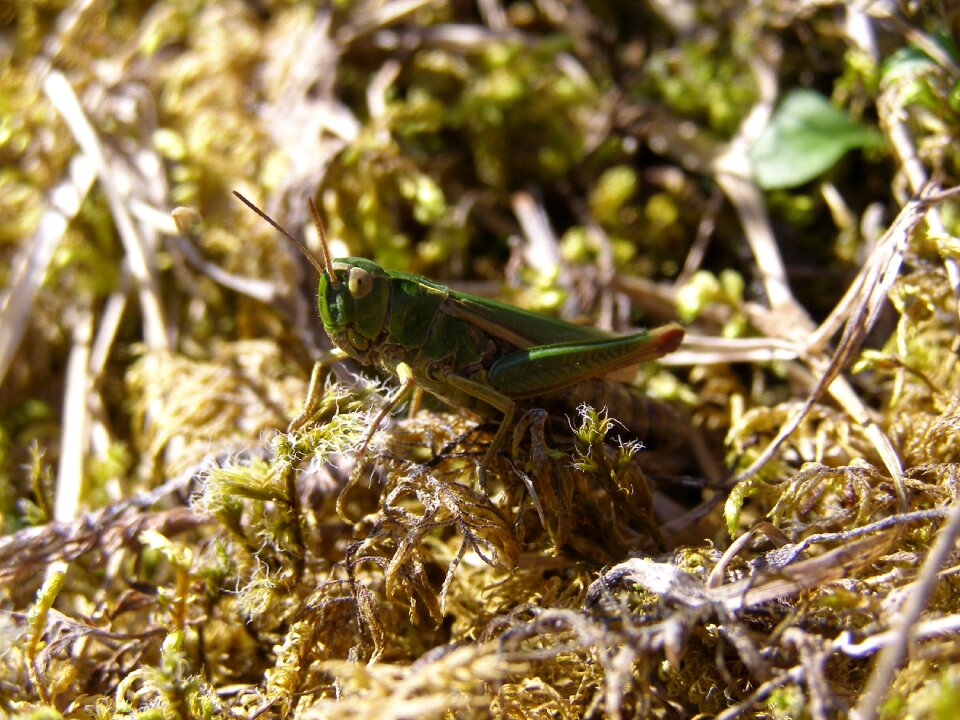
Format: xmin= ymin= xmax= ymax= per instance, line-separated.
xmin=3 ymin=1 xmax=960 ymax=718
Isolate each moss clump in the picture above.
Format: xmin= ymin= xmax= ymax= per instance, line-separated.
xmin=3 ymin=2 xmax=960 ymax=719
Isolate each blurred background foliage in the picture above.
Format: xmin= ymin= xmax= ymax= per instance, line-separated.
xmin=3 ymin=1 xmax=960 ymax=718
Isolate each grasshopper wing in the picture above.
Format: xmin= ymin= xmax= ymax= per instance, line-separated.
xmin=487 ymin=323 xmax=685 ymax=397
xmin=443 ymin=292 xmax=683 ymax=386
xmin=442 ymin=291 xmax=616 ymax=348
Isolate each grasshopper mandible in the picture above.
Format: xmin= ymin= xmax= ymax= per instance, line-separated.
xmin=234 ymin=191 xmax=685 ymax=481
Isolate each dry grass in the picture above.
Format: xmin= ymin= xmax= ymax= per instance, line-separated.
xmin=2 ymin=1 xmax=960 ymax=718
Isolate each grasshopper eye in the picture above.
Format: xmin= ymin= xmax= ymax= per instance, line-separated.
xmin=348 ymin=267 xmax=373 ymax=298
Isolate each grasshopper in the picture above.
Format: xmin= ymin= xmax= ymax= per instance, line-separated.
xmin=234 ymin=191 xmax=685 ymax=482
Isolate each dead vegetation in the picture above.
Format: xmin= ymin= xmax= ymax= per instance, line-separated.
xmin=2 ymin=1 xmax=960 ymax=718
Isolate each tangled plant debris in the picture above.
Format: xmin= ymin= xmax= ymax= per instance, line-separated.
xmin=2 ymin=1 xmax=960 ymax=719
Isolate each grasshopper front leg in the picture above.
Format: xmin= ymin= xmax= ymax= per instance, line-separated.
xmin=288 ymin=348 xmax=350 ymax=432
xmin=356 ymin=361 xmax=419 ymax=457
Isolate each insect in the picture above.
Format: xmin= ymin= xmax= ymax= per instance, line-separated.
xmin=233 ymin=191 xmax=686 ymax=482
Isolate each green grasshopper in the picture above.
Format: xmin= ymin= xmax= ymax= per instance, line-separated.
xmin=234 ymin=191 xmax=685 ymax=481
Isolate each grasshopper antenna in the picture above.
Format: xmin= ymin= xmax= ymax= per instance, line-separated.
xmin=307 ymin=196 xmax=338 ymax=282
xmin=232 ymin=190 xmax=340 ymax=287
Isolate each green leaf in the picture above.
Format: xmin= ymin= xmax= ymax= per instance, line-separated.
xmin=749 ymin=89 xmax=885 ymax=190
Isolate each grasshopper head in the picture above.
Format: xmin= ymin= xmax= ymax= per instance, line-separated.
xmin=317 ymin=258 xmax=390 ymax=360
xmin=231 ymin=191 xmax=391 ymax=361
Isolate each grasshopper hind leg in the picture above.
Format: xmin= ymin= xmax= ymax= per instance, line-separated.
xmin=441 ymin=373 xmax=520 ymax=488
xmin=477 ymin=407 xmax=514 ymax=490
xmin=559 ymin=379 xmax=690 ymax=453
xmin=512 ymin=408 xmax=550 ymax=470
